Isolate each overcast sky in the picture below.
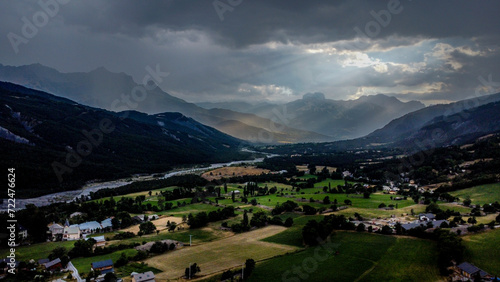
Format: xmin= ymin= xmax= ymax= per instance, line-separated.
xmin=1 ymin=0 xmax=500 ymax=105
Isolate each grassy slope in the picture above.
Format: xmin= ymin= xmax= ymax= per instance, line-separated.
xmin=361 ymin=237 xmax=440 ymax=281
xmin=251 ymin=232 xmax=442 ymax=282
xmin=450 ymin=183 xmax=500 ymax=205
xmin=0 ymin=240 xmax=76 ymax=262
xmin=462 ymin=228 xmax=500 ymax=275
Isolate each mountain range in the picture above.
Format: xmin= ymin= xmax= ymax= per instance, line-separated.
xmin=0 ymin=64 xmax=425 ymax=142
xmin=2 ymin=66 xmax=500 ymax=197
xmin=202 ymin=92 xmax=425 ymax=139
xmin=0 ymin=81 xmax=249 ymax=197
xmin=284 ymin=92 xmax=500 ymax=153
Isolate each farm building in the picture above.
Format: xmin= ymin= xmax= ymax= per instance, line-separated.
xmin=44 ymin=258 xmax=62 ymax=271
xmin=87 ymin=235 xmax=106 ymax=249
xmin=100 ymin=218 xmax=113 ymax=229
xmin=17 ymin=224 xmax=28 ymax=240
xmin=454 ymin=262 xmax=491 ymax=280
xmin=132 ymin=271 xmax=156 ymax=282
xmin=419 ymin=213 xmax=436 ymax=221
xmin=132 ymin=215 xmax=146 ymax=223
xmin=38 ymin=258 xmax=49 ymax=265
xmin=79 ymin=221 xmax=102 ymax=234
xmin=91 ymin=259 xmax=114 ymax=274
xmin=48 ymin=223 xmax=64 ymax=241
xmin=63 ymin=225 xmax=81 ymax=241
xmin=148 ymin=214 xmax=159 ymax=220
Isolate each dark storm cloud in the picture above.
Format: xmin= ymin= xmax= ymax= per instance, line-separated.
xmin=0 ymin=0 xmax=499 ymax=104
xmin=55 ymin=0 xmax=500 ymax=48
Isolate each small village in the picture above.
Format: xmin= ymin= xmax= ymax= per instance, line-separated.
xmin=1 ymin=161 xmax=499 ymax=281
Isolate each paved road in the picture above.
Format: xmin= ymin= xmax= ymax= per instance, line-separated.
xmin=65 ymin=261 xmax=83 ymax=282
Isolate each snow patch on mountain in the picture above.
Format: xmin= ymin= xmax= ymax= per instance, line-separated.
xmin=0 ymin=126 xmax=33 ymax=145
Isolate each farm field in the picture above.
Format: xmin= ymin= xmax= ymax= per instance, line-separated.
xmin=249 ymin=232 xmax=442 ymax=282
xmin=144 ymin=225 xmax=300 ymax=280
xmin=450 ymin=183 xmax=500 ymax=205
xmin=201 ymin=166 xmax=270 ymax=181
xmin=361 ymin=237 xmax=441 ymax=281
xmin=120 ymin=216 xmax=184 ymax=234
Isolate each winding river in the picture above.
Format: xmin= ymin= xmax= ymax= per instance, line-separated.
xmin=1 ymin=150 xmax=277 ymax=211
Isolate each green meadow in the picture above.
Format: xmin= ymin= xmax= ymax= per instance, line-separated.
xmin=451 ymin=183 xmax=500 ymax=205
xmin=463 ymin=228 xmax=500 ymax=275
xmin=250 ymin=232 xmax=442 ymax=282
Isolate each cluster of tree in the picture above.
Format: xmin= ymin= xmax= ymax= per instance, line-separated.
xmin=425 ymin=203 xmax=461 ymax=220
xmin=111 ymin=231 xmax=135 ymax=240
xmin=302 ymin=214 xmax=355 ymax=246
xmin=0 ymin=204 xmax=48 ymax=245
xmin=112 ymin=250 xmax=148 ymax=269
xmin=188 ymin=206 xmax=236 ymax=229
xmin=231 ymin=210 xmax=251 ymax=232
xmin=149 ymin=241 xmax=176 ymax=254
xmin=434 ymin=229 xmax=465 ymax=275
xmin=139 ymin=221 xmax=157 ymax=235
xmin=49 ymin=247 xmax=70 ymax=268
xmin=111 ymin=212 xmax=133 ymax=229
xmin=161 ymin=186 xmax=196 ymax=201
xmin=94 ymin=242 xmax=141 ymax=256
xmin=231 ymin=210 xmax=294 ymax=232
xmin=185 ymin=263 xmax=201 ymax=279
xmin=242 ymin=182 xmax=278 ymax=197
xmin=302 ymin=205 xmax=317 ymax=215
xmin=271 ymin=200 xmax=299 ymax=215
xmin=221 ymin=259 xmax=256 ymax=280
xmin=207 ymin=206 xmax=236 ymax=222
xmin=256 ymin=157 xmax=301 ymax=176
xmin=256 ymin=149 xmax=395 ymax=172
xmin=89 ymin=174 xmax=207 ymax=200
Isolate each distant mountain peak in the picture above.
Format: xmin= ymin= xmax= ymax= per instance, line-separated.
xmin=302 ymin=92 xmax=325 ymax=100
xmin=91 ymin=66 xmax=110 ymax=73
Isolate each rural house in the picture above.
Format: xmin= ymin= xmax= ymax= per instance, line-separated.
xmin=91 ymin=259 xmax=114 ymax=274
xmin=454 ymin=262 xmax=491 ymax=280
xmin=44 ymin=258 xmax=62 ymax=271
xmin=48 ymin=223 xmax=64 ymax=241
xmin=37 ymin=258 xmax=49 ymax=265
xmin=132 ymin=215 xmax=146 ymax=224
xmin=63 ymin=225 xmax=81 ymax=241
xmin=79 ymin=221 xmax=102 ymax=234
xmin=132 ymin=271 xmax=156 ymax=282
xmin=419 ymin=213 xmax=436 ymax=221
xmin=17 ymin=224 xmax=28 ymax=240
xmin=87 ymin=235 xmax=106 ymax=249
xmin=100 ymin=218 xmax=113 ymax=230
